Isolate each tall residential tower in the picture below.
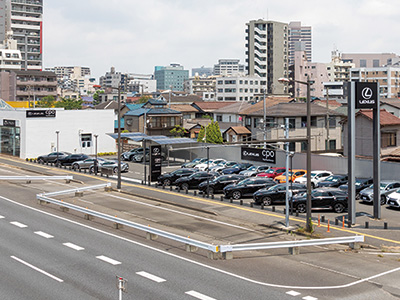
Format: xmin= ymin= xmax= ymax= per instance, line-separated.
xmin=288 ymin=21 xmax=312 ymax=65
xmin=245 ymin=19 xmax=289 ymax=95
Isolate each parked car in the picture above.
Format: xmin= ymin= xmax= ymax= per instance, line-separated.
xmin=175 ymin=171 xmax=218 ymax=190
xmin=56 ymin=153 xmax=89 ymax=166
xmin=210 ymin=161 xmax=237 ymax=173
xmin=121 ymin=147 xmax=148 ymax=161
xmin=181 ymin=158 xmax=207 ymax=168
xmin=256 ymin=167 xmax=286 ymax=179
xmin=294 ymin=170 xmax=333 ymax=189
xmin=359 ymin=181 xmax=400 ymax=205
xmin=37 ymin=151 xmax=71 ymax=164
xmin=253 ymin=183 xmax=307 ymax=205
xmin=387 ymin=189 xmax=400 ymax=208
xmin=198 ymin=174 xmax=245 ymax=194
xmin=157 ymin=168 xmax=196 ymax=186
xmin=221 ymin=163 xmax=253 ymax=175
xmin=72 ymin=157 xmax=106 ymax=170
xmin=223 ymin=177 xmax=276 ymax=200
xmin=315 ymin=174 xmax=348 ymax=188
xmin=89 ymin=160 xmax=129 ymax=173
xmin=339 ymin=177 xmax=373 ymax=199
xmin=274 ymin=169 xmax=306 ymax=184
xmin=196 ymin=158 xmax=226 ymax=171
xmin=239 ymin=165 xmax=270 ymax=177
xmin=292 ymin=188 xmax=348 ymax=213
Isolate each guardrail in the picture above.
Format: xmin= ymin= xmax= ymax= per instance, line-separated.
xmin=0 ymin=175 xmax=73 ymax=183
xmin=36 ymin=184 xmax=365 ymax=260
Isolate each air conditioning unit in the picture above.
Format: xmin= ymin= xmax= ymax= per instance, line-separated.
xmin=163 ymin=124 xmax=167 ymax=128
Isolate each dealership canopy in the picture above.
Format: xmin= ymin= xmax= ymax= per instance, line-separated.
xmin=107 ymin=132 xmax=197 ymax=145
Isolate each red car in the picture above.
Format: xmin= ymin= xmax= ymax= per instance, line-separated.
xmin=256 ymin=167 xmax=286 ymax=179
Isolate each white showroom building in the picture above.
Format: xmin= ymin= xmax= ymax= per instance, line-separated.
xmin=0 ymin=106 xmax=116 ymax=159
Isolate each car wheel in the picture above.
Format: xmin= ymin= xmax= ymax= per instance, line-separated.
xmin=207 ymin=187 xmax=214 ymax=195
xmin=164 ymin=179 xmax=171 ymax=186
xmin=232 ymin=190 xmax=242 ymax=200
xmin=355 ymin=193 xmax=361 ymax=200
xmin=333 ymin=203 xmax=345 ymax=213
xmin=296 ymin=203 xmax=306 ymax=213
xmin=181 ymin=183 xmax=189 ymax=190
xmin=262 ymin=196 xmax=273 ymax=206
xmin=113 ymin=167 xmax=118 ymax=174
xmin=55 ymin=161 xmax=61 ymax=167
xmin=89 ymin=166 xmax=94 ymax=173
xmin=72 ymin=164 xmax=79 ymax=171
xmin=380 ymin=195 xmax=386 ymax=205
xmin=311 ymin=182 xmax=315 ymax=189
xmin=130 ymin=156 xmax=135 ymax=162
xmin=38 ymin=158 xmax=44 ymax=164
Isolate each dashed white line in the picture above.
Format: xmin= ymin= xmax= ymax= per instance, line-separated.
xmin=136 ymin=271 xmax=166 ymax=283
xmin=11 ymin=256 xmax=63 ymax=283
xmin=63 ymin=242 xmax=85 ymax=251
xmin=286 ymin=290 xmax=301 ymax=296
xmin=303 ymin=296 xmax=318 ymax=300
xmin=10 ymin=221 xmax=27 ymax=228
xmin=185 ymin=290 xmax=216 ymax=300
xmin=96 ymin=255 xmax=121 ymax=265
xmin=34 ymin=231 xmax=54 ymax=239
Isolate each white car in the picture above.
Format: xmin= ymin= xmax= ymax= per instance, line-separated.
xmin=196 ymin=159 xmax=226 ymax=171
xmin=294 ymin=170 xmax=333 ymax=188
xmin=387 ymin=189 xmax=400 ymax=208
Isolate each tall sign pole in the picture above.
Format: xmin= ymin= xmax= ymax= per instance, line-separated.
xmin=347 ymin=82 xmax=356 ymax=225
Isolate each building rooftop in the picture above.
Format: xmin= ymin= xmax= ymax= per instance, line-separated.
xmin=357 ymin=109 xmax=400 ymax=126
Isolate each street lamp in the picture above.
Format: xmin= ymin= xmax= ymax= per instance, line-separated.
xmin=94 ymin=134 xmax=98 ymax=175
xmin=278 ymin=76 xmax=312 ymax=231
xmin=55 ymin=131 xmax=60 ymax=164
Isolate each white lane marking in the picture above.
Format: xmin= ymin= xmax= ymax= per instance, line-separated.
xmin=34 ymin=231 xmax=54 ymax=239
xmin=11 ymin=256 xmax=63 ymax=283
xmin=303 ymin=296 xmax=318 ymax=300
xmin=286 ymin=290 xmax=301 ymax=296
xmin=185 ymin=290 xmax=216 ymax=300
xmin=136 ymin=271 xmax=166 ymax=283
xmin=112 ymin=175 xmax=141 ymax=183
xmin=108 ymin=194 xmax=254 ymax=232
xmin=96 ymin=255 xmax=121 ymax=265
xmin=2 ymin=194 xmax=400 ymax=290
xmin=63 ymin=242 xmax=84 ymax=251
xmin=10 ymin=221 xmax=27 ymax=228
xmin=0 ymin=215 xmax=4 ymax=219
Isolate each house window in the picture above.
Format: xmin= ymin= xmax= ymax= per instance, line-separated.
xmin=245 ymin=117 xmax=251 ymax=126
xmin=382 ymin=132 xmax=397 ymax=147
xmin=311 ymin=116 xmax=317 ymax=127
xmin=328 ymin=117 xmax=336 ymax=128
xmin=216 ymin=115 xmax=222 ymax=122
xmin=253 ymin=118 xmax=258 ymax=128
xmin=288 ymin=118 xmax=296 ymax=129
xmin=301 ymin=141 xmax=308 ymax=151
xmin=289 ymin=142 xmax=296 ymax=152
xmin=326 ymin=139 xmax=336 ymax=150
xmin=81 ymin=133 xmax=92 ymax=148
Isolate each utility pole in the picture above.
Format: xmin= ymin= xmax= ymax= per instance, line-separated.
xmin=326 ymin=87 xmax=330 ymax=150
xmin=284 ymin=118 xmax=290 ymax=227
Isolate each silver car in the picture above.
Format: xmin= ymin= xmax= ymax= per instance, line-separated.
xmin=71 ymin=157 xmax=105 ymax=170
xmin=359 ymin=181 xmax=400 ymax=205
xmin=89 ymin=160 xmax=129 ymax=173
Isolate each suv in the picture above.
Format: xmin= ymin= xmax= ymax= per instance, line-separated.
xmin=292 ymin=188 xmax=348 ymax=213
xmin=315 ymin=174 xmax=348 ymax=188
xmin=56 ymin=154 xmax=89 ymax=166
xmin=294 ymin=170 xmax=333 ymax=188
xmin=253 ymin=183 xmax=307 ymax=206
xmin=256 ymin=167 xmax=286 ymax=179
xmin=175 ymin=171 xmax=217 ymax=190
xmin=198 ymin=174 xmax=245 ymax=194
xmin=121 ymin=148 xmax=148 ymax=161
xmin=274 ymin=169 xmax=306 ymax=184
xmin=157 ymin=168 xmax=196 ymax=186
xmin=223 ymin=177 xmax=276 ymax=200
xmin=37 ymin=151 xmax=70 ymax=164
xmin=359 ymin=181 xmax=400 ymax=205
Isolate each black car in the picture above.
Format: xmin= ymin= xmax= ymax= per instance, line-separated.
xmin=175 ymin=171 xmax=217 ymax=190
xmin=292 ymin=188 xmax=348 ymax=213
xmin=157 ymin=168 xmax=196 ymax=186
xmin=198 ymin=174 xmax=245 ymax=194
xmin=253 ymin=183 xmax=307 ymax=205
xmin=315 ymin=174 xmax=348 ymax=188
xmin=339 ymin=177 xmax=373 ymax=199
xmin=223 ymin=177 xmax=276 ymax=200
xmin=221 ymin=163 xmax=253 ymax=175
xmin=56 ymin=154 xmax=89 ymax=166
xmin=37 ymin=151 xmax=71 ymax=164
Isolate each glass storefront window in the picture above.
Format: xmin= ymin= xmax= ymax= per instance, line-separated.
xmin=0 ymin=126 xmax=20 ymax=156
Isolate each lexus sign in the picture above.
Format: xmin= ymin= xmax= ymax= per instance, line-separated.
xmin=355 ymin=82 xmax=378 ymax=109
xmin=241 ymin=147 xmax=276 ymax=164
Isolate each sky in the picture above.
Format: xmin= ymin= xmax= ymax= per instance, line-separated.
xmin=43 ymin=0 xmax=399 ymax=80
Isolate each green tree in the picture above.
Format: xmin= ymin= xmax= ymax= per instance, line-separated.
xmin=137 ymin=95 xmax=151 ymax=104
xmin=170 ymin=125 xmax=188 ymax=137
xmin=35 ymin=95 xmax=55 ymax=108
xmin=93 ymin=90 xmax=104 ymax=106
xmin=54 ymin=97 xmax=83 ymax=110
xmin=196 ymin=121 xmax=223 ymax=144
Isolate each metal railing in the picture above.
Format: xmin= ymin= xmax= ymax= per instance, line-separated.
xmin=42 ymin=183 xmax=111 ymax=197
xmin=219 ymin=236 xmax=364 ymax=252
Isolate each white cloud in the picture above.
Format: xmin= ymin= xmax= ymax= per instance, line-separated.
xmin=43 ymin=0 xmax=400 ymax=79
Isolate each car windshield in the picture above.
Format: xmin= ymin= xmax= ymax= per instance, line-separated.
xmin=237 ymin=178 xmax=254 ymax=186
xmin=325 ymin=175 xmax=342 ymax=182
xmin=281 ymin=172 xmax=293 ymax=176
xmin=247 ymin=166 xmax=257 ymax=171
xmin=225 ymin=162 xmax=237 ymax=167
xmin=367 ymin=183 xmax=387 ymax=189
xmin=265 ymin=169 xmax=275 ymax=174
xmin=268 ymin=185 xmax=281 ymax=191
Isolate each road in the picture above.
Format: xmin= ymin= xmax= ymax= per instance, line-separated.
xmin=0 ymin=156 xmax=400 ymax=299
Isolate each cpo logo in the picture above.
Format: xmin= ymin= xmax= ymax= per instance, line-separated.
xmin=262 ymin=149 xmax=275 ymax=158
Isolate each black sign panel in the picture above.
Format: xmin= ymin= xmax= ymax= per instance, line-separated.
xmin=150 ymin=145 xmax=162 ymax=182
xmin=26 ymin=109 xmax=56 ymax=118
xmin=3 ymin=119 xmax=16 ymax=127
xmin=355 ymin=82 xmax=378 ymax=109
xmin=241 ymin=147 xmax=276 ymax=164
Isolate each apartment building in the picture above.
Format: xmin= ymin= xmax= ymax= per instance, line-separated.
xmin=0 ymin=48 xmax=21 ymax=71
xmin=288 ymin=21 xmax=311 ymax=65
xmin=45 ymin=66 xmax=91 ymax=79
xmin=154 ymin=63 xmax=189 ymax=91
xmin=216 ymin=75 xmax=264 ymax=101
xmin=342 ymin=53 xmax=400 ymax=68
xmin=0 ymin=0 xmax=43 ymax=70
xmin=183 ymin=76 xmax=216 ymax=100
xmin=213 ymin=59 xmax=244 ymax=76
xmin=245 ymin=19 xmax=289 ymax=95
xmin=350 ymin=67 xmax=400 ymax=98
